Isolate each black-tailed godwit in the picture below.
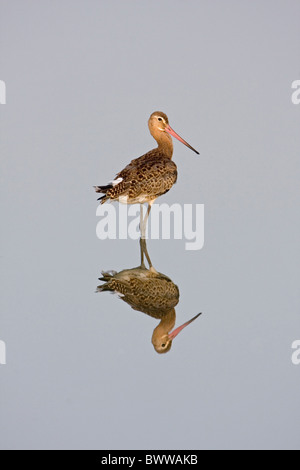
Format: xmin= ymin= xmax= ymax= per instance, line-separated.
xmin=94 ymin=111 xmax=199 ymax=235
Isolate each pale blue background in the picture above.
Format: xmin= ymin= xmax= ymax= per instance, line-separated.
xmin=0 ymin=0 xmax=300 ymax=450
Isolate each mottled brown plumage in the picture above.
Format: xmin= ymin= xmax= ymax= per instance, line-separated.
xmin=100 ymin=152 xmax=178 ymax=205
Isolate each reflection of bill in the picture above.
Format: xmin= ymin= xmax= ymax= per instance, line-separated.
xmin=0 ymin=340 xmax=6 ymax=365
xmin=291 ymin=340 xmax=300 ymax=366
xmin=291 ymin=80 xmax=300 ymax=105
xmin=0 ymin=80 xmax=6 ymax=105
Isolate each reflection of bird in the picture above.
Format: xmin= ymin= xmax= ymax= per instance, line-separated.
xmin=95 ymin=111 xmax=199 ymax=237
xmin=97 ymin=241 xmax=201 ymax=354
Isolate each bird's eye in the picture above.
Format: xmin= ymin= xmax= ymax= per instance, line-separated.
xmin=158 ymin=117 xmax=163 ymax=122
xmin=161 ymin=343 xmax=166 ymax=348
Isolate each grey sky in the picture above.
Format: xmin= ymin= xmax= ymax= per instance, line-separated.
xmin=0 ymin=0 xmax=300 ymax=450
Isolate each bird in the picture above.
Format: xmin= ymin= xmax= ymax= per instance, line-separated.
xmin=97 ymin=239 xmax=202 ymax=354
xmin=94 ymin=111 xmax=199 ymax=236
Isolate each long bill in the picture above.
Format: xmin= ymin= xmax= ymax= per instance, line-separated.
xmin=168 ymin=313 xmax=202 ymax=340
xmin=165 ymin=125 xmax=200 ymax=155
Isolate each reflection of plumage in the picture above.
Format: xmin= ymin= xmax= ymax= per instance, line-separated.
xmin=98 ymin=268 xmax=179 ymax=319
xmin=97 ymin=240 xmax=201 ymax=354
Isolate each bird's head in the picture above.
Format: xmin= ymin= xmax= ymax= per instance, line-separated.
xmin=148 ymin=111 xmax=199 ymax=155
xmin=152 ymin=312 xmax=202 ymax=354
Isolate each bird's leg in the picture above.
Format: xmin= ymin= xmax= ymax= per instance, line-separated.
xmin=140 ymin=204 xmax=147 ymax=240
xmin=139 ymin=239 xmax=146 ymax=268
xmin=141 ymin=237 xmax=153 ymax=269
xmin=139 ymin=205 xmax=147 ymax=268
xmin=140 ymin=201 xmax=156 ymax=269
xmin=140 ymin=204 xmax=145 ymax=239
xmin=142 ymin=201 xmax=154 ymax=236
xmin=139 ymin=205 xmax=146 ymax=268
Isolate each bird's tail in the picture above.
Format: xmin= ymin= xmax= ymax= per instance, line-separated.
xmin=99 ymin=270 xmax=118 ymax=282
xmin=94 ymin=184 xmax=112 ymax=203
xmin=96 ymin=284 xmax=110 ymax=293
xmin=96 ymin=271 xmax=118 ymax=293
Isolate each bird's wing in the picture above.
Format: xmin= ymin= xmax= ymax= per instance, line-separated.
xmin=106 ymin=154 xmax=177 ymax=201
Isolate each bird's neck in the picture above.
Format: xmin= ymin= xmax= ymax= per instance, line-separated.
xmin=153 ymin=309 xmax=176 ymax=338
xmin=156 ymin=133 xmax=174 ymax=159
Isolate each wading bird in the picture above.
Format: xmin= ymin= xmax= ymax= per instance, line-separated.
xmin=94 ymin=111 xmax=199 ymax=237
